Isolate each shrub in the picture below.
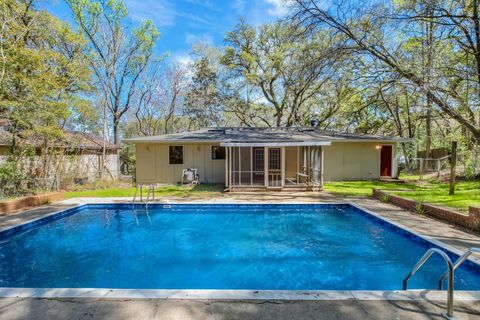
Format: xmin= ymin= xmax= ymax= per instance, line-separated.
xmin=379 ymin=193 xmax=390 ymax=203
xmin=0 ymin=160 xmax=28 ymax=198
xmin=415 ymin=202 xmax=425 ymax=215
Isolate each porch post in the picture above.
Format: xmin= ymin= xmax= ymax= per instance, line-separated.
xmin=238 ymin=147 xmax=242 ymax=186
xmin=281 ymin=146 xmax=285 ymax=188
xmin=303 ymin=147 xmax=307 ymax=176
xmin=264 ymin=146 xmax=268 ymax=187
xmin=308 ymin=146 xmax=311 ymax=183
xmin=225 ymin=146 xmax=229 ymax=190
xmin=321 ymin=146 xmax=324 ymax=188
xmin=250 ymin=147 xmax=253 ymax=186
xmin=229 ymin=146 xmax=232 ymax=190
xmin=297 ymin=146 xmax=300 ymax=176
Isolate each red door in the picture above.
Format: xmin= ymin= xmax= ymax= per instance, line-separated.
xmin=380 ymin=145 xmax=392 ymax=177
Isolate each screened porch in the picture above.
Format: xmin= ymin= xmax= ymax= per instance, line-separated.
xmin=222 ymin=143 xmax=327 ymax=191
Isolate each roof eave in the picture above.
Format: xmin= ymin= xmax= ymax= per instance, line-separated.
xmin=123 ymin=139 xmax=222 ymax=144
xmin=331 ymin=138 xmax=412 ymax=143
xmin=220 ymin=141 xmax=331 ymax=147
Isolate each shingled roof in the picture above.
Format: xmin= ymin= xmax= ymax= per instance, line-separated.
xmin=124 ymin=127 xmax=410 ymax=144
xmin=0 ymin=127 xmax=118 ymax=151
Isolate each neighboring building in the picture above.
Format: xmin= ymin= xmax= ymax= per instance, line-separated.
xmin=0 ymin=128 xmax=120 ymax=182
xmin=417 ymin=147 xmax=449 ymax=159
xmin=125 ymin=127 xmax=408 ymax=191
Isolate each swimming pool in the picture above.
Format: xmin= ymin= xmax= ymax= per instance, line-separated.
xmin=0 ymin=203 xmax=479 ymax=291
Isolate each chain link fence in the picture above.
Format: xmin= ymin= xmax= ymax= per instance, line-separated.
xmin=403 ymin=148 xmax=480 ymax=180
xmin=403 ymin=156 xmax=451 ymax=179
xmin=0 ymin=170 xmax=134 ymax=200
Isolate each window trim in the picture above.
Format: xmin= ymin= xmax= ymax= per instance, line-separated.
xmin=211 ymin=146 xmax=226 ymax=160
xmin=169 ymin=145 xmax=184 ymax=165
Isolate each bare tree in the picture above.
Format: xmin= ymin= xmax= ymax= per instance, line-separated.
xmin=292 ymin=0 xmax=480 ymax=143
xmin=222 ymin=20 xmax=344 ymax=127
xmin=66 ymin=0 xmax=159 ymax=145
xmin=163 ymin=65 xmax=188 ymax=134
xmin=134 ymin=63 xmax=188 ymax=135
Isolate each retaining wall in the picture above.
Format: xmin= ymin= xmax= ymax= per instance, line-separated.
xmin=372 ymin=188 xmax=480 ymax=231
xmin=0 ymin=192 xmax=65 ymax=215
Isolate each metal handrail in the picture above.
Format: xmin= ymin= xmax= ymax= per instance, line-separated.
xmin=403 ymin=248 xmax=454 ymax=319
xmin=132 ymin=184 xmax=154 ymax=208
xmin=132 ymin=185 xmax=139 ymax=206
xmin=439 ymin=247 xmax=480 ymax=290
xmin=145 ymin=184 xmax=154 ymax=209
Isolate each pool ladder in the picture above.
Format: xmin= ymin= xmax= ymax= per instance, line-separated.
xmin=132 ymin=184 xmax=155 ymax=209
xmin=403 ymin=247 xmax=479 ymax=320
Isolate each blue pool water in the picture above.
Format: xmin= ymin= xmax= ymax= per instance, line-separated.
xmin=0 ymin=204 xmax=479 ymax=290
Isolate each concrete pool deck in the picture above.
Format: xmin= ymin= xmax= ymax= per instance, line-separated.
xmin=0 ymin=297 xmax=479 ymax=320
xmin=0 ymin=192 xmax=479 ymax=319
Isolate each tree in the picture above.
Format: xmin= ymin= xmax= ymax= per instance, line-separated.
xmin=184 ymin=56 xmax=223 ymax=129
xmin=0 ymin=0 xmax=92 ymax=178
xmin=133 ymin=63 xmax=188 ymax=135
xmin=222 ymin=20 xmax=344 ymax=127
xmin=292 ymin=0 xmax=480 ymax=143
xmin=66 ymin=0 xmax=160 ymax=145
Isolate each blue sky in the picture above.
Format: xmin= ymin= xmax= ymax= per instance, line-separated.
xmin=43 ymin=0 xmax=289 ymax=64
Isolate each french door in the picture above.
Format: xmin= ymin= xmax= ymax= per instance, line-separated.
xmin=267 ymin=147 xmax=283 ymax=188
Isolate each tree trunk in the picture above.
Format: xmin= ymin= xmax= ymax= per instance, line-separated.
xmin=425 ymin=5 xmax=434 ymax=159
xmin=113 ymin=114 xmax=120 ymax=179
xmin=425 ymin=101 xmax=432 ymax=158
xmin=113 ymin=115 xmax=120 ymax=146
xmin=276 ymin=110 xmax=282 ymax=127
xmin=100 ymin=103 xmax=107 ymax=179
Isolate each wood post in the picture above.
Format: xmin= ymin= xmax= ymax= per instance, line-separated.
xmin=419 ymin=158 xmax=424 ymax=180
xmin=449 ymin=141 xmax=457 ymax=195
xmin=225 ymin=146 xmax=229 ymax=189
xmin=281 ymin=147 xmax=285 ymax=188
xmin=264 ymin=147 xmax=268 ymax=187
xmin=250 ymin=147 xmax=253 ymax=187
xmin=229 ymin=147 xmax=232 ymax=190
xmin=320 ymin=146 xmax=324 ymax=188
xmin=238 ymin=147 xmax=241 ymax=186
xmin=437 ymin=158 xmax=441 ymax=179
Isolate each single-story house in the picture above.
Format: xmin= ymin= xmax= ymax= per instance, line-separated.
xmin=0 ymin=126 xmax=120 ymax=182
xmin=125 ymin=127 xmax=408 ymax=191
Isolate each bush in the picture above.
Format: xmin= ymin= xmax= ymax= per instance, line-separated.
xmin=415 ymin=202 xmax=425 ymax=215
xmin=0 ymin=161 xmax=28 ymax=197
xmin=379 ymin=193 xmax=390 ymax=203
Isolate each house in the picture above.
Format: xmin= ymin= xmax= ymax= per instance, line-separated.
xmin=0 ymin=127 xmax=120 ymax=183
xmin=125 ymin=127 xmax=408 ymax=191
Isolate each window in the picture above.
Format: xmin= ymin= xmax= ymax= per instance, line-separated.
xmin=169 ymin=146 xmax=183 ymax=164
xmin=253 ymin=148 xmax=264 ymax=172
xmin=269 ymin=148 xmax=280 ymax=170
xmin=211 ymin=146 xmax=226 ymax=160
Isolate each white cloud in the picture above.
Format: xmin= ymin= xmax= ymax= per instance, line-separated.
xmin=175 ymin=54 xmax=194 ymax=66
xmin=264 ymin=0 xmax=290 ymax=17
xmin=185 ymin=33 xmax=214 ymax=46
xmin=172 ymin=53 xmax=195 ymax=79
xmin=178 ymin=12 xmax=212 ymax=27
xmin=125 ymin=0 xmax=176 ymax=27
xmin=125 ymin=0 xmax=212 ymax=28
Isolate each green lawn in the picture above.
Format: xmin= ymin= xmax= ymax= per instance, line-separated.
xmin=323 ymin=181 xmax=421 ymax=196
xmin=65 ymin=184 xmax=224 ymax=198
xmin=324 ymin=180 xmax=480 ymax=212
xmin=392 ymin=181 xmax=480 ymax=212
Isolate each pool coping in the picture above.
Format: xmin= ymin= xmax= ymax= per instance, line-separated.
xmin=0 ymin=287 xmax=479 ymax=301
xmin=0 ymin=201 xmax=479 ymax=301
